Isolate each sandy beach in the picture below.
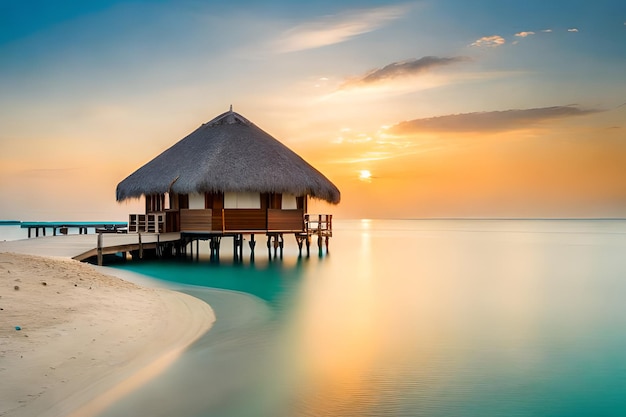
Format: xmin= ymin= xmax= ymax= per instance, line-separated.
xmin=0 ymin=252 xmax=215 ymax=417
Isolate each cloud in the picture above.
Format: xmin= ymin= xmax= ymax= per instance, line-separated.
xmin=567 ymin=28 xmax=579 ymax=32
xmin=340 ymin=56 xmax=471 ymax=89
xmin=390 ymin=105 xmax=600 ymax=134
xmin=471 ymin=35 xmax=505 ymax=48
xmin=515 ymin=31 xmax=535 ymax=38
xmin=271 ymin=4 xmax=409 ymax=53
xmin=542 ymin=29 xmax=553 ymax=33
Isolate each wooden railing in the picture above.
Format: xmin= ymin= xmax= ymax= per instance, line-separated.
xmin=128 ymin=210 xmax=331 ymax=235
xmin=128 ymin=213 xmax=166 ymax=233
xmin=180 ymin=209 xmax=213 ymax=232
xmin=222 ymin=209 xmax=266 ymax=231
xmin=268 ymin=209 xmax=304 ymax=231
xmin=305 ymin=214 xmax=333 ymax=237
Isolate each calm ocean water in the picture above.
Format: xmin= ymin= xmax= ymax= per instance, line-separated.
xmin=5 ymin=220 xmax=626 ymax=416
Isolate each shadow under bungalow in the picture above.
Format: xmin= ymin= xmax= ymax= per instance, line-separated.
xmin=116 ymin=107 xmax=340 ymax=260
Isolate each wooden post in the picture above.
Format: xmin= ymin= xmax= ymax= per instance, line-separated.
xmin=212 ymin=236 xmax=221 ymax=260
xmin=306 ymin=235 xmax=311 ymax=258
xmin=97 ymin=233 xmax=103 ymax=266
xmin=273 ymin=234 xmax=279 ymax=258
xmin=249 ymin=234 xmax=256 ymax=262
xmin=296 ymin=234 xmax=304 ymax=257
xmin=138 ymin=232 xmax=143 ymax=259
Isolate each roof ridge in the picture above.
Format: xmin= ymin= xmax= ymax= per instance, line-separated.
xmin=204 ymin=107 xmax=253 ymax=127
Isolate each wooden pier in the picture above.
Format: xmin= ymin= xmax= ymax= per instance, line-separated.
xmin=21 ymin=221 xmax=128 ymax=238
xmin=1 ymin=215 xmax=332 ymax=266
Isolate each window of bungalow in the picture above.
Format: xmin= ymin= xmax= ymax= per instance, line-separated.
xmin=188 ymin=193 xmax=205 ymax=209
xmin=145 ymin=194 xmax=165 ymax=213
xmin=281 ymin=193 xmax=298 ymax=210
xmin=224 ymin=192 xmax=261 ymax=209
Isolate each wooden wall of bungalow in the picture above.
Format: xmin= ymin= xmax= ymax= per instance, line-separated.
xmin=139 ymin=191 xmax=308 ymax=233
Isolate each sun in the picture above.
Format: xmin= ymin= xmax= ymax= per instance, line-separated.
xmin=359 ymin=170 xmax=372 ymax=181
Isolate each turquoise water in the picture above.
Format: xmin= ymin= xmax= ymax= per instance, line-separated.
xmin=99 ymin=219 xmax=626 ymax=416
xmin=16 ymin=219 xmax=626 ymax=416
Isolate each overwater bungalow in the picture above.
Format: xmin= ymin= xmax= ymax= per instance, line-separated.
xmin=116 ymin=107 xmax=340 ymax=258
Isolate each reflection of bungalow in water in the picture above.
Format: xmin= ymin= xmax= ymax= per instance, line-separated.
xmin=116 ymin=108 xmax=340 ymax=258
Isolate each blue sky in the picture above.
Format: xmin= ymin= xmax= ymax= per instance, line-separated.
xmin=0 ymin=0 xmax=625 ymax=219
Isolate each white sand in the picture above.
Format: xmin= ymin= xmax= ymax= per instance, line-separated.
xmin=0 ymin=252 xmax=215 ymax=417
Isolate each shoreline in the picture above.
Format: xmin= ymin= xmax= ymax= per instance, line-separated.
xmin=0 ymin=252 xmax=215 ymax=417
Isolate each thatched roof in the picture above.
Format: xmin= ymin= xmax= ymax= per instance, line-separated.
xmin=116 ymin=109 xmax=340 ymax=204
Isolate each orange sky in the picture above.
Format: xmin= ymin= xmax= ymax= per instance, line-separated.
xmin=1 ymin=2 xmax=625 ymax=220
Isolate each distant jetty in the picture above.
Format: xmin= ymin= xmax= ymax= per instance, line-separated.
xmin=20 ymin=221 xmax=127 ymax=238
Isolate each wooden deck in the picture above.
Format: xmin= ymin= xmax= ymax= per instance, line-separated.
xmin=0 ymin=214 xmax=334 ymax=264
xmin=0 ymin=233 xmax=180 ymax=262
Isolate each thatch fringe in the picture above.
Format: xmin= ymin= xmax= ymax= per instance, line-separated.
xmin=116 ymin=110 xmax=340 ymax=204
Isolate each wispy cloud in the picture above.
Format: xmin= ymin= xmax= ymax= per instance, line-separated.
xmin=390 ymin=105 xmax=600 ymax=134
xmin=271 ymin=4 xmax=409 ymax=53
xmin=340 ymin=56 xmax=471 ymax=89
xmin=542 ymin=29 xmax=553 ymax=33
xmin=515 ymin=31 xmax=535 ymax=38
xmin=567 ymin=28 xmax=579 ymax=32
xmin=470 ymin=35 xmax=505 ymax=48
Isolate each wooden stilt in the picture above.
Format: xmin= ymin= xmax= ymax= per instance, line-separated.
xmin=97 ymin=233 xmax=103 ymax=266
xmin=209 ymin=236 xmax=221 ymax=260
xmin=249 ymin=234 xmax=256 ymax=261
xmin=138 ymin=232 xmax=143 ymax=259
xmin=306 ymin=235 xmax=311 ymax=258
xmin=317 ymin=234 xmax=323 ymax=257
xmin=233 ymin=234 xmax=239 ymax=261
xmin=296 ymin=234 xmax=305 ymax=257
